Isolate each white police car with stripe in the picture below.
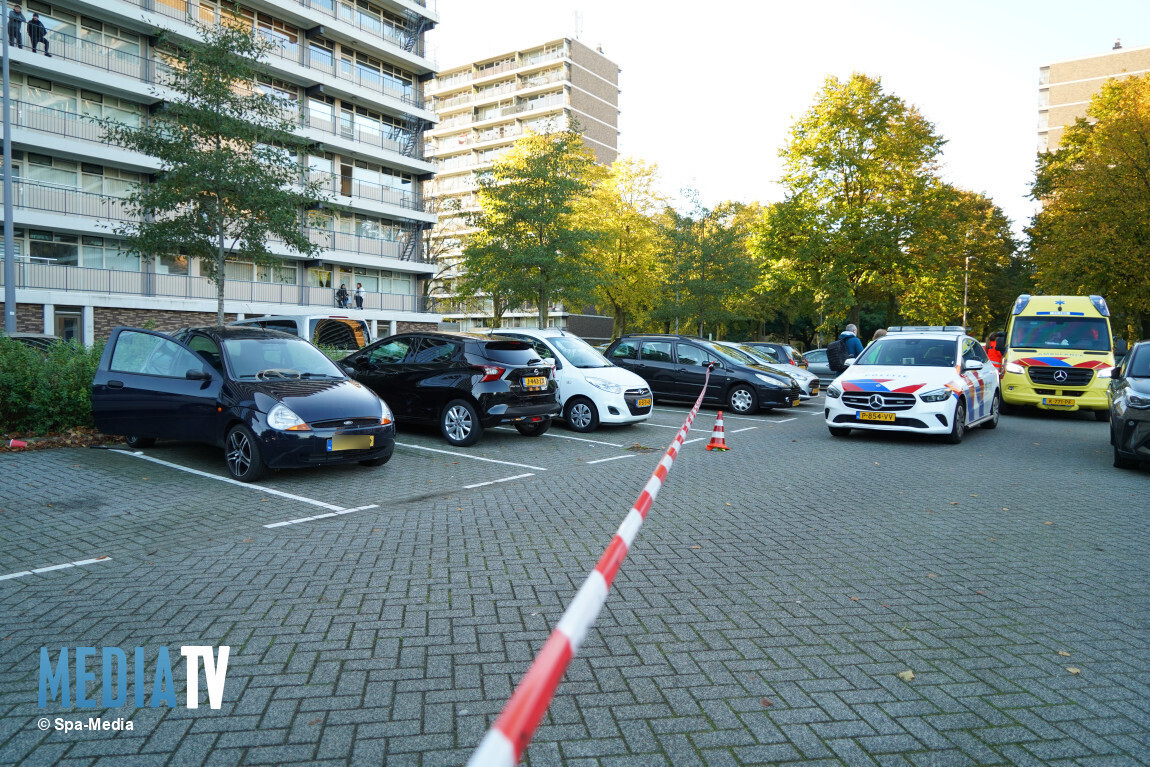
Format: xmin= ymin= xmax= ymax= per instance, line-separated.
xmin=823 ymin=327 xmax=1000 ymax=444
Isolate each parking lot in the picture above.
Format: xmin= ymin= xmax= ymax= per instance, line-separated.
xmin=2 ymin=398 xmax=1149 ymax=766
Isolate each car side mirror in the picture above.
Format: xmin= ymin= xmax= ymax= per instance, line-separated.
xmin=844 ymin=358 xmax=855 ymax=367
xmin=963 ymin=359 xmax=984 ymax=371
xmin=341 ymin=364 xmax=356 ymax=375
xmin=185 ymin=368 xmax=211 ymax=380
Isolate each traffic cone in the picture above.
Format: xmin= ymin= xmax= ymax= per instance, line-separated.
xmin=706 ymin=412 xmax=730 ymax=451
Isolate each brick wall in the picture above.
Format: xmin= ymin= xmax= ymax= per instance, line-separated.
xmin=94 ymin=308 xmax=237 ymax=341
xmin=396 ymin=321 xmax=438 ymax=333
xmin=0 ymin=303 xmax=46 ymax=333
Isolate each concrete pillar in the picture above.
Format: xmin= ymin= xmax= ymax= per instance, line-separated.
xmin=43 ymin=304 xmax=55 ymax=335
xmin=369 ymin=319 xmax=378 ymax=340
xmin=389 ymin=320 xmax=398 ymax=337
xmin=82 ymin=305 xmax=95 ymax=347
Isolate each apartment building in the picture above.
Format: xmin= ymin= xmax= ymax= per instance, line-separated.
xmin=1 ymin=0 xmax=441 ymax=345
xmin=1039 ymin=41 xmax=1150 ymax=151
xmin=424 ymin=37 xmax=619 ymax=332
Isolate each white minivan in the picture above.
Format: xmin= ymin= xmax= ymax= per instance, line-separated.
xmin=486 ymin=328 xmax=652 ymax=432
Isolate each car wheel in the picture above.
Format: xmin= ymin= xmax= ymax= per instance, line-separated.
xmin=944 ymin=399 xmax=966 ymax=445
xmin=1094 ymin=409 xmax=1109 ymax=422
xmin=359 ymin=454 xmax=391 ymax=467
xmin=728 ymin=385 xmax=757 ymax=414
xmin=124 ymin=435 xmax=155 ymax=448
xmin=983 ymin=390 xmax=1001 ymax=429
xmin=515 ymin=419 xmax=551 ymax=437
xmin=564 ymin=396 xmax=599 ymax=433
xmin=441 ymin=399 xmax=483 ymax=447
xmin=1113 ymin=444 xmax=1139 ymax=469
xmin=828 ymin=426 xmax=851 ymax=437
xmin=225 ymin=424 xmax=266 ymax=482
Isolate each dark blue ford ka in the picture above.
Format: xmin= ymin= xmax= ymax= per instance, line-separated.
xmin=92 ymin=326 xmax=395 ymax=481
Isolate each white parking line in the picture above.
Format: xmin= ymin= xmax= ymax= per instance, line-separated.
xmin=683 ymin=437 xmax=706 ymax=445
xmin=730 ymin=427 xmax=759 ymax=434
xmin=112 ymin=450 xmax=345 ymax=511
xmin=585 ymin=455 xmax=635 ymax=465
xmin=767 ymin=418 xmax=798 ymax=424
xmin=265 ymin=504 xmax=379 ymax=529
xmin=397 ymin=443 xmax=548 ymax=471
xmin=637 ymin=422 xmax=682 ymax=429
xmin=653 ymin=407 xmax=793 ymax=423
xmin=463 ymin=473 xmax=535 ymax=489
xmin=0 ymin=556 xmax=112 ymax=582
xmin=494 ymin=427 xmax=623 ymax=447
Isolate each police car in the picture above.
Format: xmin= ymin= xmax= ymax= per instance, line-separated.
xmin=824 ymin=327 xmax=1000 ymax=444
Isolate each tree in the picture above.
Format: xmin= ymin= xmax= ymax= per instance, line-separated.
xmin=101 ymin=22 xmax=326 ymax=325
xmin=652 ymin=196 xmax=757 ymax=338
xmin=1028 ymin=73 xmax=1150 ymax=340
xmin=577 ymin=157 xmax=666 ymax=336
xmin=778 ymin=73 xmax=945 ymax=332
xmin=747 ymin=201 xmax=818 ymax=343
xmin=459 ymin=129 xmax=601 ymax=328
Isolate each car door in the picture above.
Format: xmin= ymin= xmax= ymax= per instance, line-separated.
xmin=345 ymin=335 xmax=418 ymax=417
xmin=406 ymin=336 xmax=464 ymax=421
xmin=92 ymin=328 xmax=221 ymax=442
xmin=961 ymin=338 xmax=992 ymax=420
xmin=634 ymin=340 xmax=677 ymax=398
xmin=674 ymin=342 xmax=726 ymax=402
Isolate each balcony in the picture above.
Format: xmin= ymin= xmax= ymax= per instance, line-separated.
xmin=306 ymin=170 xmax=423 ymax=212
xmin=301 ymin=108 xmax=430 ymax=169
xmin=430 ymin=70 xmax=566 ymax=113
xmin=429 ymin=46 xmax=567 ymax=93
xmin=2 ymin=260 xmax=429 ymax=312
xmin=26 ymin=29 xmax=171 ymax=89
xmin=2 ymin=180 xmax=426 ymax=263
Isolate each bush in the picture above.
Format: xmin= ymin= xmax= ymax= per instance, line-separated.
xmin=0 ymin=338 xmax=105 ymax=435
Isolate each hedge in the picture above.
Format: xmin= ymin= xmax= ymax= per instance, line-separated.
xmin=0 ymin=337 xmax=105 ymax=435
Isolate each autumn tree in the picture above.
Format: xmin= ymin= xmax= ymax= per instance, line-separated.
xmin=1028 ymin=73 xmax=1150 ymax=340
xmin=459 ymin=129 xmax=601 ymax=328
xmin=578 ymin=157 xmax=666 ymax=336
xmin=101 ymin=23 xmax=326 ymax=325
xmin=777 ymin=73 xmax=945 ymax=332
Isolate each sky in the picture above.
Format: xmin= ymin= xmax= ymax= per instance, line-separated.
xmin=426 ymin=0 xmax=1150 ymax=235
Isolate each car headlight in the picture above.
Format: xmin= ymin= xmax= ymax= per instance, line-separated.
xmin=755 ymin=373 xmax=784 ymax=388
xmin=1129 ymin=393 xmax=1150 ymax=409
xmin=1096 ymin=366 xmax=1113 ymax=379
xmin=826 ymin=384 xmax=842 ymax=399
xmin=268 ymin=403 xmax=311 ymax=431
xmin=379 ymin=398 xmax=394 ymax=425
xmin=1005 ymin=362 xmax=1024 ymax=375
xmin=919 ymin=388 xmax=952 ymax=403
xmin=585 ymin=376 xmax=622 ymax=394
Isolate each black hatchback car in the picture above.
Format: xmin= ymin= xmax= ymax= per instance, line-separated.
xmin=340 ymin=331 xmax=561 ymax=446
xmin=1108 ymin=339 xmax=1150 ymax=469
xmin=604 ymin=334 xmax=802 ymax=414
xmin=91 ymin=326 xmax=395 ymax=482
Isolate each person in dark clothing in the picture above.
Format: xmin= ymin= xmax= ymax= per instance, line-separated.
xmin=335 ymin=284 xmax=349 ymax=308
xmin=27 ymin=12 xmax=48 ymax=55
xmin=7 ymin=6 xmax=26 ymax=49
xmin=839 ymin=323 xmax=865 ymax=359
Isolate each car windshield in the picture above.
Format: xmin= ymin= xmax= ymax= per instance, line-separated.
xmin=730 ymin=344 xmax=780 ymax=367
xmin=854 ymin=338 xmax=957 ymax=367
xmin=224 ymin=337 xmax=346 ymax=379
xmin=707 ymin=342 xmax=758 ymax=366
xmin=1009 ymin=317 xmax=1110 ymax=351
xmin=551 ymin=336 xmax=611 ymax=368
xmin=1129 ymin=348 xmax=1150 ymax=378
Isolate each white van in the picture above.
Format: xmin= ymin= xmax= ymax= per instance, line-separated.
xmin=229 ymin=315 xmax=372 ymax=352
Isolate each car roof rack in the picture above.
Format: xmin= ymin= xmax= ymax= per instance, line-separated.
xmin=886 ymin=326 xmax=966 ymax=333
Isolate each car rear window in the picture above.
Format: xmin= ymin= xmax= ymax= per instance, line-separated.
xmin=479 ymin=341 xmax=543 ymax=366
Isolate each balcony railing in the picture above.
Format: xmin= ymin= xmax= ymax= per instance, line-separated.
xmin=6 ymin=100 xmax=122 ymax=145
xmin=36 ymin=29 xmax=172 ymax=85
xmin=264 ymin=37 xmax=426 ymax=110
xmin=2 ymin=181 xmax=425 ymax=263
xmin=0 ymin=261 xmax=428 ymax=312
xmin=306 ymin=170 xmax=422 ymax=212
xmin=301 ymin=108 xmax=421 ymax=160
xmin=431 ymin=70 xmax=565 ymax=112
xmin=430 ymin=47 xmax=566 ymax=92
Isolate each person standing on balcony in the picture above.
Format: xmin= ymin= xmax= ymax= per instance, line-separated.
xmin=27 ymin=12 xmax=48 ymax=56
xmin=7 ymin=5 xmax=26 ymax=49
xmin=335 ymin=284 xmax=349 ymax=308
xmin=354 ymin=282 xmax=364 ymax=309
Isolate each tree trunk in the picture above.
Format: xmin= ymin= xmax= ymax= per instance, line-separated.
xmin=216 ymin=219 xmax=226 ymax=327
xmin=613 ymin=305 xmax=626 ymax=338
xmin=850 ymin=304 xmax=861 ymax=327
xmin=537 ymin=288 xmax=548 ymax=329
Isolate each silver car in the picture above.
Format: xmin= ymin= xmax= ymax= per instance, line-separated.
xmin=1108 ymin=340 xmax=1150 ymax=469
xmin=715 ymin=342 xmax=820 ymax=398
xmin=803 ymin=348 xmax=837 ymax=386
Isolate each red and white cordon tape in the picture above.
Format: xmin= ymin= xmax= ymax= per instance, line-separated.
xmin=466 ymin=365 xmax=715 ymax=767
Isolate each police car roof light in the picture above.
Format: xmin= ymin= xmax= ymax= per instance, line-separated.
xmin=886 ymin=326 xmax=966 ymax=333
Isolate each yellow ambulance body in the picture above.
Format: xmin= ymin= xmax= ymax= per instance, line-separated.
xmin=1000 ymin=295 xmax=1115 ymax=419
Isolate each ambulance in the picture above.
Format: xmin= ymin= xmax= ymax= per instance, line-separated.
xmin=999 ymin=295 xmax=1115 ymax=420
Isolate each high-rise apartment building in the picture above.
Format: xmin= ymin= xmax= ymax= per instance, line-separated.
xmin=1039 ymin=42 xmax=1150 ymax=152
xmin=424 ymin=38 xmax=620 ymax=331
xmin=1 ymin=0 xmax=441 ymax=344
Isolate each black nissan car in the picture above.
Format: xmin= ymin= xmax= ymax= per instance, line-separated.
xmin=91 ymin=326 xmax=395 ymax=481
xmin=340 ymin=331 xmax=562 ymax=446
xmin=604 ymin=334 xmax=803 ymax=414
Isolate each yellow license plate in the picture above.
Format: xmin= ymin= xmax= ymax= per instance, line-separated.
xmin=858 ymin=411 xmax=896 ymax=422
xmin=811 ymin=386 xmax=819 ymax=396
xmin=637 ymin=397 xmax=652 ymax=408
xmin=1043 ymin=398 xmax=1075 ymax=407
xmin=792 ymin=399 xmax=801 ymax=407
xmin=328 ymin=435 xmax=374 ymax=451
xmin=523 ymin=376 xmax=547 ymax=389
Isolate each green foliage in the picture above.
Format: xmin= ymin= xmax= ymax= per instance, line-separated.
xmin=0 ymin=338 xmax=105 ymax=435
xmin=459 ymin=128 xmax=602 ymax=327
xmin=100 ymin=22 xmax=327 ymax=326
xmin=1028 ymin=73 xmax=1150 ymax=341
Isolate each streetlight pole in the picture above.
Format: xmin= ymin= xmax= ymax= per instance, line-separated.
xmin=962 ymin=253 xmax=970 ymax=330
xmin=2 ymin=0 xmax=17 ymax=334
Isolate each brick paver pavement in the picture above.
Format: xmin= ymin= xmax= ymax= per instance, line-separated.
xmin=1 ymin=405 xmax=1148 ymax=765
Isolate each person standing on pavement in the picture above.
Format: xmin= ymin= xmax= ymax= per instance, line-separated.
xmin=7 ymin=5 xmax=26 ymax=49
xmin=868 ymin=328 xmax=888 ymax=347
xmin=27 ymin=12 xmax=49 ymax=56
xmin=840 ymin=323 xmax=865 ymax=359
xmin=354 ymin=282 xmax=364 ymax=309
